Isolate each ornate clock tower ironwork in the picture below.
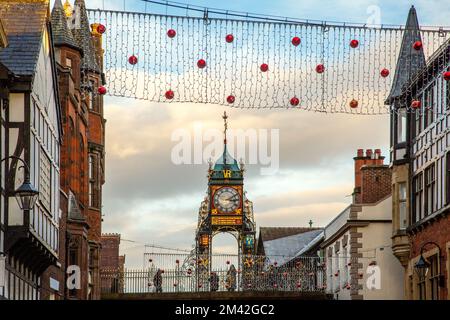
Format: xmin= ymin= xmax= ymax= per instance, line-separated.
xmin=195 ymin=112 xmax=256 ymax=286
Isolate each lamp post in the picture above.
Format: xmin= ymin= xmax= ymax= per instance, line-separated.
xmin=414 ymin=241 xmax=444 ymax=287
xmin=0 ymin=156 xmax=39 ymax=211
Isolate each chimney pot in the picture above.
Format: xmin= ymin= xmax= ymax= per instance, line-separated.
xmin=366 ymin=149 xmax=373 ymax=158
xmin=357 ymin=149 xmax=364 ymax=157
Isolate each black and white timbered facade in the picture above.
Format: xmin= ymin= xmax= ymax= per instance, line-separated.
xmin=0 ymin=1 xmax=62 ymax=300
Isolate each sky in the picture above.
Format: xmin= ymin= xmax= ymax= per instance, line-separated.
xmin=57 ymin=0 xmax=450 ymax=268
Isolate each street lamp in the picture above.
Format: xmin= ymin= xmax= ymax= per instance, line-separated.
xmin=414 ymin=254 xmax=430 ymax=281
xmin=1 ymin=156 xmax=39 ymax=211
xmin=414 ymin=241 xmax=444 ymax=287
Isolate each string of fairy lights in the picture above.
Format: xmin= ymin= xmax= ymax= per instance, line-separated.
xmin=84 ymin=2 xmax=450 ymax=115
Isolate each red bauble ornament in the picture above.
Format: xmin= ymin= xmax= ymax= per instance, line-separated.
xmin=349 ymin=99 xmax=358 ymax=108
xmin=290 ymin=96 xmax=300 ymax=106
xmin=291 ymin=36 xmax=301 ymax=46
xmin=226 ymin=260 xmax=230 ymax=265
xmin=198 ymin=284 xmax=203 ymax=288
xmin=296 ymin=282 xmax=301 ymax=288
xmin=149 ymin=259 xmax=153 ymax=263
xmin=176 ymin=259 xmax=180 ymax=264
xmin=274 ymin=262 xmax=278 ymax=266
xmin=225 ymin=34 xmax=234 ymax=43
xmin=443 ymin=71 xmax=450 ymax=81
xmin=413 ymin=41 xmax=422 ymax=50
xmin=96 ymin=24 xmax=106 ymax=34
xmin=380 ymin=68 xmax=390 ymax=77
xmin=227 ymin=95 xmax=235 ymax=104
xmin=165 ymin=90 xmax=174 ymax=100
xmin=411 ymin=100 xmax=421 ymax=109
xmin=128 ymin=55 xmax=138 ymax=65
xmin=197 ymin=59 xmax=206 ymax=69
xmin=167 ymin=29 xmax=176 ymax=38
xmin=350 ymin=39 xmax=359 ymax=48
xmin=97 ymin=86 xmax=106 ymax=95
xmin=316 ymin=64 xmax=325 ymax=74
xmin=173 ymin=283 xmax=177 ymax=287
xmin=260 ymin=63 xmax=269 ymax=72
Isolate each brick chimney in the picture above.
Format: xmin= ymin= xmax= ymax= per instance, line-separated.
xmin=353 ymin=149 xmax=389 ymax=204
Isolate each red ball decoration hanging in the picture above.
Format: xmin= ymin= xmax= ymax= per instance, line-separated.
xmin=350 ymin=39 xmax=359 ymax=48
xmin=226 ymin=260 xmax=230 ymax=265
xmin=316 ymin=64 xmax=325 ymax=74
xmin=225 ymin=34 xmax=234 ymax=43
xmin=176 ymin=259 xmax=180 ymax=264
xmin=97 ymin=86 xmax=107 ymax=95
xmin=128 ymin=55 xmax=138 ymax=65
xmin=349 ymin=99 xmax=358 ymax=108
xmin=197 ymin=59 xmax=206 ymax=69
xmin=165 ymin=90 xmax=174 ymax=100
xmin=380 ymin=68 xmax=390 ymax=78
xmin=167 ymin=29 xmax=176 ymax=38
xmin=96 ymin=24 xmax=106 ymax=34
xmin=227 ymin=95 xmax=235 ymax=104
xmin=413 ymin=41 xmax=422 ymax=50
xmin=291 ymin=36 xmax=301 ymax=46
xmin=443 ymin=71 xmax=450 ymax=81
xmin=260 ymin=63 xmax=269 ymax=72
xmin=290 ymin=96 xmax=300 ymax=106
xmin=411 ymin=100 xmax=421 ymax=109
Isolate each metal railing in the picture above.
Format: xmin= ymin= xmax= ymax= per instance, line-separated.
xmin=101 ymin=254 xmax=329 ymax=294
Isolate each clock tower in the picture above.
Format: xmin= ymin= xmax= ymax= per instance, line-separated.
xmin=195 ymin=112 xmax=256 ymax=281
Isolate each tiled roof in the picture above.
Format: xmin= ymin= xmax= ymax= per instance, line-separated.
xmin=0 ymin=0 xmax=49 ymax=76
xmin=71 ymin=0 xmax=99 ymax=73
xmin=259 ymin=227 xmax=321 ymax=242
xmin=262 ymin=229 xmax=324 ymax=266
xmin=386 ymin=6 xmax=425 ymax=103
xmin=51 ymin=0 xmax=79 ymax=51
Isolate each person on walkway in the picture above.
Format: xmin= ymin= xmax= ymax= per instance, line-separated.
xmin=209 ymin=272 xmax=219 ymax=292
xmin=154 ymin=269 xmax=163 ymax=293
xmin=226 ymin=264 xmax=237 ymax=292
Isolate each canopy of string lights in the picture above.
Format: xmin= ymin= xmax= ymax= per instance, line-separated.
xmin=86 ymin=1 xmax=450 ymax=115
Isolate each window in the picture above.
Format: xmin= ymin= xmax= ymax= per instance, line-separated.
xmin=399 ymin=182 xmax=407 ymax=229
xmin=413 ymin=173 xmax=423 ymax=223
xmin=415 ymin=101 xmax=422 ymax=137
xmin=429 ymin=255 xmax=439 ymax=300
xmin=424 ymin=164 xmax=435 ymax=216
xmin=397 ymin=108 xmax=407 ymax=143
xmin=89 ymin=155 xmax=97 ymax=207
xmin=446 ymin=152 xmax=450 ymax=205
xmin=424 ymin=86 xmax=434 ymax=128
xmin=66 ymin=57 xmax=72 ymax=68
xmin=39 ymin=151 xmax=52 ymax=211
xmin=88 ymin=80 xmax=95 ymax=110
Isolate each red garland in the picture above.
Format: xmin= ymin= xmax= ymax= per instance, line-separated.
xmin=165 ymin=90 xmax=174 ymax=100
xmin=316 ymin=64 xmax=325 ymax=73
xmin=96 ymin=24 xmax=106 ymax=34
xmin=225 ymin=34 xmax=234 ymax=43
xmin=290 ymin=96 xmax=300 ymax=106
xmin=97 ymin=86 xmax=107 ymax=95
xmin=128 ymin=55 xmax=138 ymax=65
xmin=380 ymin=68 xmax=390 ymax=77
xmin=197 ymin=59 xmax=206 ymax=69
xmin=167 ymin=29 xmax=176 ymax=38
xmin=350 ymin=39 xmax=359 ymax=48
xmin=291 ymin=36 xmax=301 ymax=46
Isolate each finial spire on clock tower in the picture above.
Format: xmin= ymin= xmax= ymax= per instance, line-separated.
xmin=222 ymin=111 xmax=228 ymax=145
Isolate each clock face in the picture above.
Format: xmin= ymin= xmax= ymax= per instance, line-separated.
xmin=213 ymin=187 xmax=241 ymax=214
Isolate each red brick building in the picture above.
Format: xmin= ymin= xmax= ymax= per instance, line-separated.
xmin=40 ymin=0 xmax=106 ymax=300
xmin=100 ymin=234 xmax=125 ymax=294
